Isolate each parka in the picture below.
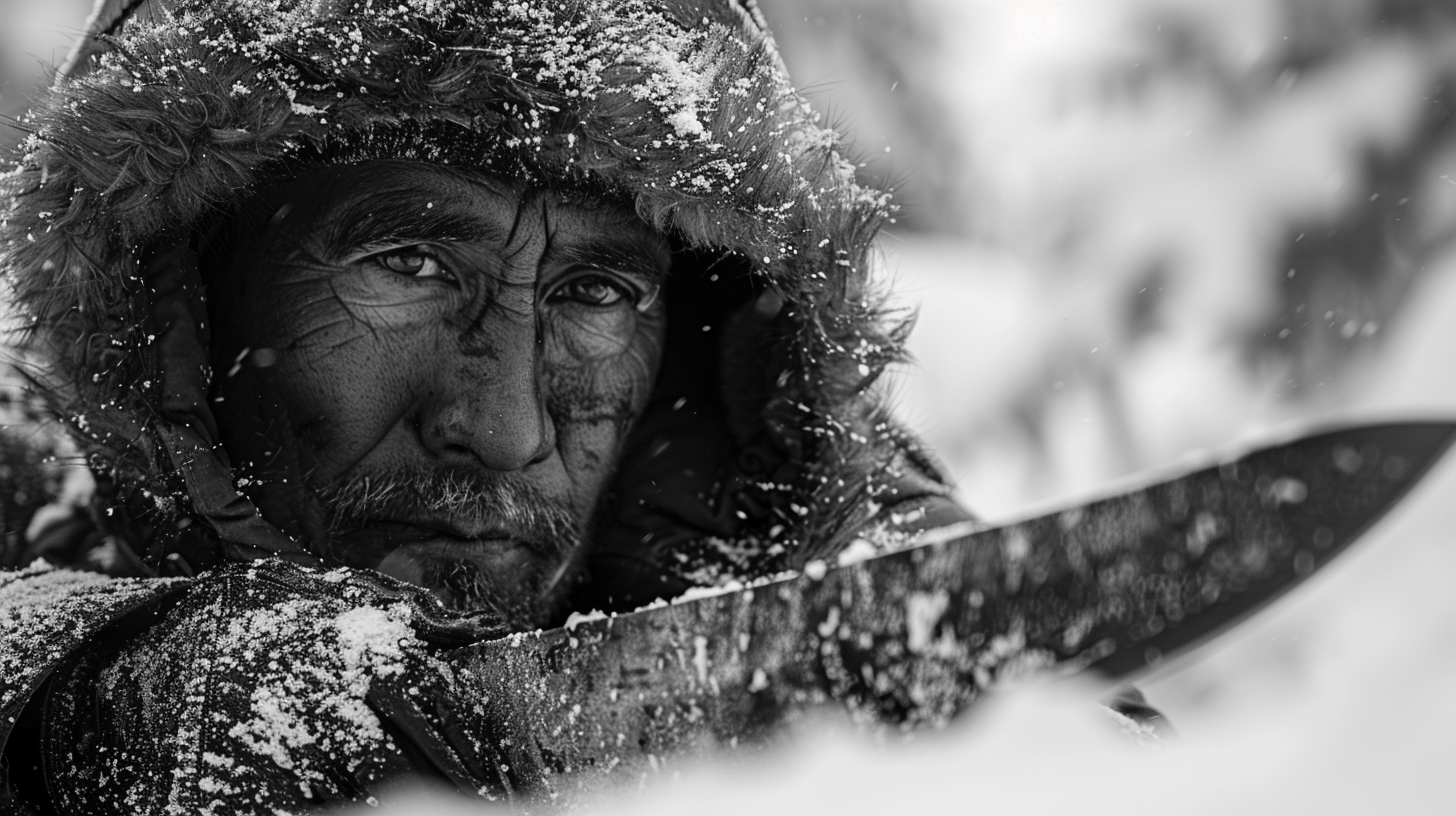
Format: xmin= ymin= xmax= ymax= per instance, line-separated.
xmin=0 ymin=1 xmax=975 ymax=811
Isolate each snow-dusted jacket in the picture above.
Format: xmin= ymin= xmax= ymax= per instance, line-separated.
xmin=0 ymin=1 xmax=972 ymax=811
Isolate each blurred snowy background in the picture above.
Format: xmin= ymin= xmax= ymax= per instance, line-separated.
xmin=762 ymin=0 xmax=1456 ymax=516
xmin=5 ymin=0 xmax=1456 ymax=811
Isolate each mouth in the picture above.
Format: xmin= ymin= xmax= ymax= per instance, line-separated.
xmin=342 ymin=516 xmax=543 ymax=552
xmin=327 ymin=516 xmax=547 ymax=583
xmin=364 ymin=522 xmax=548 ymax=608
xmin=368 ymin=518 xmax=520 ymax=545
xmin=311 ymin=469 xmax=585 ymax=621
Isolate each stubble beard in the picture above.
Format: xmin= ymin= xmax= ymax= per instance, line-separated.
xmin=313 ymin=468 xmax=589 ymax=629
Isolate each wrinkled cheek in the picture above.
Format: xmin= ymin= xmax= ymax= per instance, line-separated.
xmin=272 ymin=278 xmax=445 ymax=356
xmin=543 ymin=316 xmax=663 ymax=423
xmin=253 ymin=283 xmax=443 ymax=472
xmin=553 ymin=422 xmax=630 ymax=510
xmin=547 ymin=308 xmax=639 ymax=360
xmin=544 ymin=318 xmax=664 ymax=493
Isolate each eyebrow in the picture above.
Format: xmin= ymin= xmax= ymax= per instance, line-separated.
xmin=316 ymin=186 xmax=507 ymax=259
xmin=554 ymin=236 xmax=671 ymax=281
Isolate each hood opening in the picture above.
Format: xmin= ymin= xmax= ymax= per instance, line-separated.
xmin=582 ymin=243 xmax=784 ymax=610
xmin=3 ymin=0 xmax=970 ymax=598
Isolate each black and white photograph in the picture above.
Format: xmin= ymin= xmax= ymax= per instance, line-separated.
xmin=1 ymin=1 xmax=1454 ymax=813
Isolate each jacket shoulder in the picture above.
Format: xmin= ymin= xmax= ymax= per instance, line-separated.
xmin=0 ymin=563 xmax=186 ymax=813
xmin=0 ymin=564 xmax=185 ymax=738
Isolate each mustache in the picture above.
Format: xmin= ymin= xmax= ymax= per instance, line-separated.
xmin=313 ymin=467 xmax=580 ymax=558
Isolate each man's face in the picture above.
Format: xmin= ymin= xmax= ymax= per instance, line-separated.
xmin=208 ymin=161 xmax=670 ymax=626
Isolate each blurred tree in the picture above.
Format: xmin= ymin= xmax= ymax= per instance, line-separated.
xmin=765 ymin=0 xmax=1456 ymax=508
xmin=1262 ymin=0 xmax=1456 ymax=397
xmin=757 ymin=0 xmax=969 ymax=233
xmin=1 ymin=0 xmax=94 ymax=154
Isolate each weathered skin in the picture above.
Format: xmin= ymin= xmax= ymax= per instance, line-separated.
xmin=436 ymin=421 xmax=1454 ymax=805
xmin=207 ymin=161 xmax=672 ymax=625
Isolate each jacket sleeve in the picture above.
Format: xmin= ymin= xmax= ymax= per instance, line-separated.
xmin=26 ymin=559 xmax=512 ymax=815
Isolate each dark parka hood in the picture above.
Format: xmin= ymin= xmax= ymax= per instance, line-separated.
xmin=1 ymin=0 xmax=961 ymax=592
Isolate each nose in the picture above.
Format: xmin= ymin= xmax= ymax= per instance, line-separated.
xmin=420 ymin=306 xmax=556 ymax=471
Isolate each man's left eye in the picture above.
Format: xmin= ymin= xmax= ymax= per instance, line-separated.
xmin=553 ymin=274 xmax=633 ymax=307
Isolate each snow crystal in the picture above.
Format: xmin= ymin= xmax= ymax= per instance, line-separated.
xmin=835 ymin=538 xmax=879 ymax=567
xmin=222 ymin=597 xmax=424 ymax=777
xmin=674 ymin=581 xmax=745 ymax=604
xmin=692 ymin=635 xmax=710 ymax=686
xmin=230 ymin=684 xmax=318 ymax=771
xmin=334 ymin=605 xmax=412 ymax=681
xmin=904 ymin=590 xmax=949 ymax=654
xmin=564 ymin=608 xmax=610 ymax=630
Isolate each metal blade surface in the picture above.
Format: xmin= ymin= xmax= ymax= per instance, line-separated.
xmin=1085 ymin=421 xmax=1455 ymax=676
xmin=447 ymin=421 xmax=1455 ymax=803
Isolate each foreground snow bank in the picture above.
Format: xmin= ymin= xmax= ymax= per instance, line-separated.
xmin=368 ymin=660 xmax=1452 ymax=814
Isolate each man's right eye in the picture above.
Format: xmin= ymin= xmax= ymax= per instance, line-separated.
xmin=367 ymin=247 xmax=455 ymax=282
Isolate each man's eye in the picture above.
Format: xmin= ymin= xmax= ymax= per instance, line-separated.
xmin=370 ymin=248 xmax=453 ymax=280
xmin=555 ymin=275 xmax=633 ymax=307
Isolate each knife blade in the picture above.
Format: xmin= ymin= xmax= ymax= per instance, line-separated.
xmin=445 ymin=421 xmax=1456 ymax=802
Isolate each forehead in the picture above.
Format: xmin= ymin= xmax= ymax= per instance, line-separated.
xmin=271 ymin=160 xmax=665 ymax=252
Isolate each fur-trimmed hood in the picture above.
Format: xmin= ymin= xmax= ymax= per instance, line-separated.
xmin=1 ymin=0 xmax=962 ymax=591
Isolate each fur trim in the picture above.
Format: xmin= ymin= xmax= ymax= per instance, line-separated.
xmin=1 ymin=0 xmax=920 ymax=571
